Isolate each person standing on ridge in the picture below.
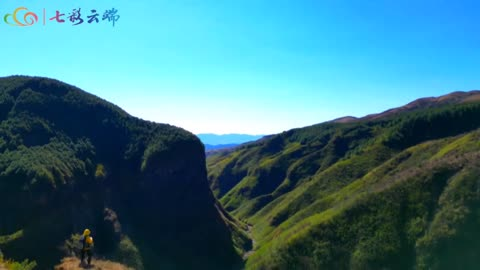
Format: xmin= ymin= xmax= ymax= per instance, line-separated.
xmin=80 ymin=229 xmax=94 ymax=266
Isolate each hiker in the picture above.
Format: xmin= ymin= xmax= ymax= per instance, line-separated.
xmin=80 ymin=229 xmax=94 ymax=266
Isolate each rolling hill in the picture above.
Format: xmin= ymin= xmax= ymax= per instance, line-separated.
xmin=207 ymin=90 xmax=480 ymax=269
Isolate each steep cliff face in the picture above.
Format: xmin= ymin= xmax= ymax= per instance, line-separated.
xmin=0 ymin=76 xmax=241 ymax=269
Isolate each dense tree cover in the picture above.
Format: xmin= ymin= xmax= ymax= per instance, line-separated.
xmin=0 ymin=76 xmax=241 ymax=270
xmin=207 ymin=92 xmax=480 ymax=269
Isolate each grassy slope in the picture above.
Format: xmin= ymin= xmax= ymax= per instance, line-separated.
xmin=0 ymin=256 xmax=36 ymax=270
xmin=207 ymin=93 xmax=480 ymax=269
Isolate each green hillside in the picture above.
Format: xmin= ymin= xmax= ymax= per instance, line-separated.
xmin=0 ymin=76 xmax=241 ymax=270
xmin=207 ymin=91 xmax=480 ymax=269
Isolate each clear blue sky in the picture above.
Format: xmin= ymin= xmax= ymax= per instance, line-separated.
xmin=2 ymin=0 xmax=480 ymax=134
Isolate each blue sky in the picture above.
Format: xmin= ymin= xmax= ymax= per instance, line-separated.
xmin=2 ymin=0 xmax=480 ymax=134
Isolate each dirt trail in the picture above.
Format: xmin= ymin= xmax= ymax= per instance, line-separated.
xmin=55 ymin=257 xmax=132 ymax=270
xmin=243 ymin=225 xmax=256 ymax=260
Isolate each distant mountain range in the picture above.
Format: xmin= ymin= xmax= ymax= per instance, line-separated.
xmin=203 ymin=143 xmax=239 ymax=151
xmin=197 ymin=134 xmax=264 ymax=150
